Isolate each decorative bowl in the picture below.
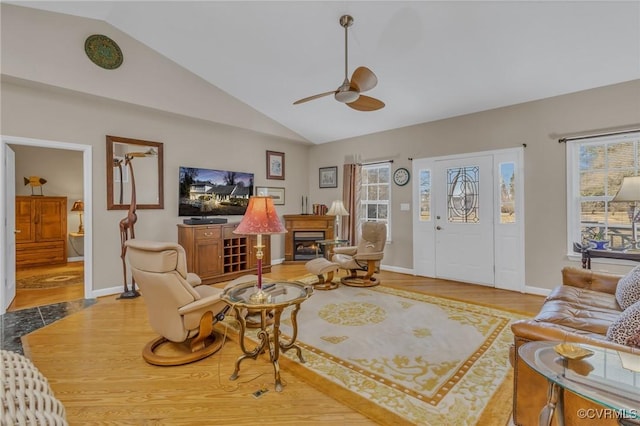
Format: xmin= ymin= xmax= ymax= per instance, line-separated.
xmin=554 ymin=343 xmax=594 ymax=360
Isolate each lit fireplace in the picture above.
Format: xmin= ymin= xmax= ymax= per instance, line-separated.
xmin=293 ymin=231 xmax=325 ymax=260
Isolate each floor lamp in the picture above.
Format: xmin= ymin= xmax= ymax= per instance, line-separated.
xmin=327 ymin=200 xmax=349 ymax=240
xmin=611 ymin=176 xmax=640 ymax=249
xmin=234 ymin=196 xmax=287 ymax=303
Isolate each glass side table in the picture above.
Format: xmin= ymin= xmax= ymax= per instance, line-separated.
xmin=221 ymin=280 xmax=313 ymax=392
xmin=519 ymin=341 xmax=640 ymax=426
xmin=315 ymin=238 xmax=349 ymax=259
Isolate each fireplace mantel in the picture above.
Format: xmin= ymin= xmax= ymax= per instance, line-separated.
xmin=283 ymin=215 xmax=335 ymax=262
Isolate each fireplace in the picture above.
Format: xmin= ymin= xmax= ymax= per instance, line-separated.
xmin=293 ymin=231 xmax=324 ymax=260
xmin=283 ymin=215 xmax=335 ymax=262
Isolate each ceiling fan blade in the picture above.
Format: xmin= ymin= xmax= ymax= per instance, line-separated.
xmin=346 ymin=95 xmax=385 ymax=111
xmin=293 ymin=91 xmax=336 ymax=105
xmin=350 ymin=66 xmax=378 ymax=93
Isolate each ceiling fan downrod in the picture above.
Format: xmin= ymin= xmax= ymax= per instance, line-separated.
xmin=335 ymin=14 xmax=359 ymax=104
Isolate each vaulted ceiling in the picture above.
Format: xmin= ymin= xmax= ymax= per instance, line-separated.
xmin=12 ymin=1 xmax=640 ymax=144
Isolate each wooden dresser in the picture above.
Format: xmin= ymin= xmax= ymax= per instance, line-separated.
xmin=15 ymin=196 xmax=68 ymax=268
xmin=177 ymin=222 xmax=271 ymax=285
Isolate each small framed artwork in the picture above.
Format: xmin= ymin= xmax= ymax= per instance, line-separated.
xmin=266 ymin=150 xmax=285 ymax=180
xmin=319 ymin=166 xmax=338 ymax=188
xmin=256 ymin=186 xmax=285 ymax=205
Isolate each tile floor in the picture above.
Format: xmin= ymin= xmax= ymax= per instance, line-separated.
xmin=1 ymin=299 xmax=96 ymax=355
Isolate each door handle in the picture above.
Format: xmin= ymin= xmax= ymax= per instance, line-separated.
xmin=14 ymin=230 xmax=21 ymax=234
xmin=436 ymin=226 xmax=442 ymax=230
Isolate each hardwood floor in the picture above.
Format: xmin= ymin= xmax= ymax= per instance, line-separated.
xmin=20 ymin=265 xmax=545 ymax=425
xmin=9 ymin=262 xmax=85 ymax=311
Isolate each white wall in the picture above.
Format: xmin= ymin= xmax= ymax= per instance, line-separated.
xmin=0 ymin=4 xmax=306 ymax=144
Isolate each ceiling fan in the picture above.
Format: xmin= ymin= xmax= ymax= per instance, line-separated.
xmin=293 ymin=15 xmax=385 ymax=111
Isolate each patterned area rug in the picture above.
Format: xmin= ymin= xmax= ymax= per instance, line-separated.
xmin=16 ymin=266 xmax=84 ymax=289
xmin=234 ymin=277 xmax=527 ymax=425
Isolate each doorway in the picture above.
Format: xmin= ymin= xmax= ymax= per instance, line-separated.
xmin=1 ymin=135 xmax=93 ymax=315
xmin=412 ymin=147 xmax=524 ymax=292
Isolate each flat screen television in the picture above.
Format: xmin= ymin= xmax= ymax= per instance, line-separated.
xmin=179 ymin=166 xmax=254 ymax=216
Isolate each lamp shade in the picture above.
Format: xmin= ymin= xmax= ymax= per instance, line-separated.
xmin=233 ymin=196 xmax=287 ymax=235
xmin=327 ymin=200 xmax=349 ymax=216
xmin=71 ymin=200 xmax=84 ymax=212
xmin=612 ymin=176 xmax=640 ymax=202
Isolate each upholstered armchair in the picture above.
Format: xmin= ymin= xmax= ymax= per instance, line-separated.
xmin=332 ymin=222 xmax=387 ymax=287
xmin=125 ymin=240 xmax=229 ymax=366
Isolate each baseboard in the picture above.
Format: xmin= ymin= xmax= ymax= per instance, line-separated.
xmin=523 ymin=285 xmax=551 ymax=297
xmin=380 ymin=264 xmax=414 ymax=275
xmin=90 ymin=286 xmax=125 ymax=299
xmin=271 ymin=257 xmax=285 ymax=265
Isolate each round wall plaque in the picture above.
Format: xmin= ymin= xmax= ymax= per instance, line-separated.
xmin=84 ymin=34 xmax=123 ymax=70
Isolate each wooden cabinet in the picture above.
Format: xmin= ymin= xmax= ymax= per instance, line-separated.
xmin=177 ymin=223 xmax=271 ymax=285
xmin=15 ymin=196 xmax=68 ymax=268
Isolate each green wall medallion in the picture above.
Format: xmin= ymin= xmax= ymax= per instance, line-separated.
xmin=84 ymin=34 xmax=123 ymax=70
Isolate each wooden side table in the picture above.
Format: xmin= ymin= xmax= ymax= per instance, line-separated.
xmin=221 ymin=280 xmax=313 ymax=391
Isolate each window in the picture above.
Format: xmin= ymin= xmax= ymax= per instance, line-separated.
xmin=567 ymin=131 xmax=639 ymax=250
xmin=361 ymin=163 xmax=391 ymax=240
xmin=499 ymin=162 xmax=516 ymax=224
xmin=418 ymin=169 xmax=431 ymax=222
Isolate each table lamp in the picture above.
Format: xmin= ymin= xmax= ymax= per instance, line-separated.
xmin=71 ymin=200 xmax=84 ymax=234
xmin=327 ymin=200 xmax=349 ymax=240
xmin=234 ymin=196 xmax=287 ymax=303
xmin=611 ymin=176 xmax=640 ymax=249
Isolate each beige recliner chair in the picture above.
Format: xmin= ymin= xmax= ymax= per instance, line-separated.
xmin=332 ymin=222 xmax=387 ymax=287
xmin=125 ymin=240 xmax=229 ymax=366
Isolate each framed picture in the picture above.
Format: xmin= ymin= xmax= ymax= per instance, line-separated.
xmin=256 ymin=186 xmax=285 ymax=205
xmin=319 ymin=166 xmax=338 ymax=188
xmin=266 ymin=150 xmax=285 ymax=180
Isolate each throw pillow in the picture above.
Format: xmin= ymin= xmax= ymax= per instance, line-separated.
xmin=627 ymin=331 xmax=640 ymax=348
xmin=606 ymin=300 xmax=640 ymax=345
xmin=615 ymin=264 xmax=640 ymax=310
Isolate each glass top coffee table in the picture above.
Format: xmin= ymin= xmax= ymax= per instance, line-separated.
xmin=519 ymin=341 xmax=640 ymax=425
xmin=221 ymin=280 xmax=313 ymax=392
xmin=315 ymin=238 xmax=349 ymax=259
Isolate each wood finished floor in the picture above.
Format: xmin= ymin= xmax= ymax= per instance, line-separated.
xmin=10 ymin=262 xmax=85 ymax=311
xmin=19 ymin=265 xmax=545 ymax=425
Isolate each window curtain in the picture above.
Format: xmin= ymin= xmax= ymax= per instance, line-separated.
xmin=342 ymin=163 xmax=361 ymax=245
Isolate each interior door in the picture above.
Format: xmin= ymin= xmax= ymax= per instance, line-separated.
xmin=434 ymin=155 xmax=495 ymax=286
xmin=3 ymin=145 xmax=16 ymax=311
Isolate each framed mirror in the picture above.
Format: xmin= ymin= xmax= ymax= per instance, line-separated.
xmin=106 ymin=135 xmax=164 ymax=210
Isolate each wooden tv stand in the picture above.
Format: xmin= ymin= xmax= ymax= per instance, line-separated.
xmin=177 ymin=223 xmax=271 ymax=285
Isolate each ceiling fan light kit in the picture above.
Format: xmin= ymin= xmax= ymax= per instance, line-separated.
xmin=293 ymin=15 xmax=385 ymax=111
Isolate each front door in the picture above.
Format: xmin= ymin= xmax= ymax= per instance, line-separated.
xmin=433 ymin=155 xmax=495 ymax=286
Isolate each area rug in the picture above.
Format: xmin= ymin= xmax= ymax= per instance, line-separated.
xmin=228 ymin=277 xmax=527 ymax=425
xmin=16 ymin=265 xmax=84 ymax=289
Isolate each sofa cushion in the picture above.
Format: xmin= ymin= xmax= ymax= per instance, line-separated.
xmin=534 ymin=299 xmax=621 ymax=335
xmin=615 ymin=264 xmax=640 ymax=310
xmin=546 ymin=285 xmax=621 ymax=311
xmin=606 ymin=299 xmax=640 ymax=345
xmin=628 ymin=331 xmax=640 ymax=348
